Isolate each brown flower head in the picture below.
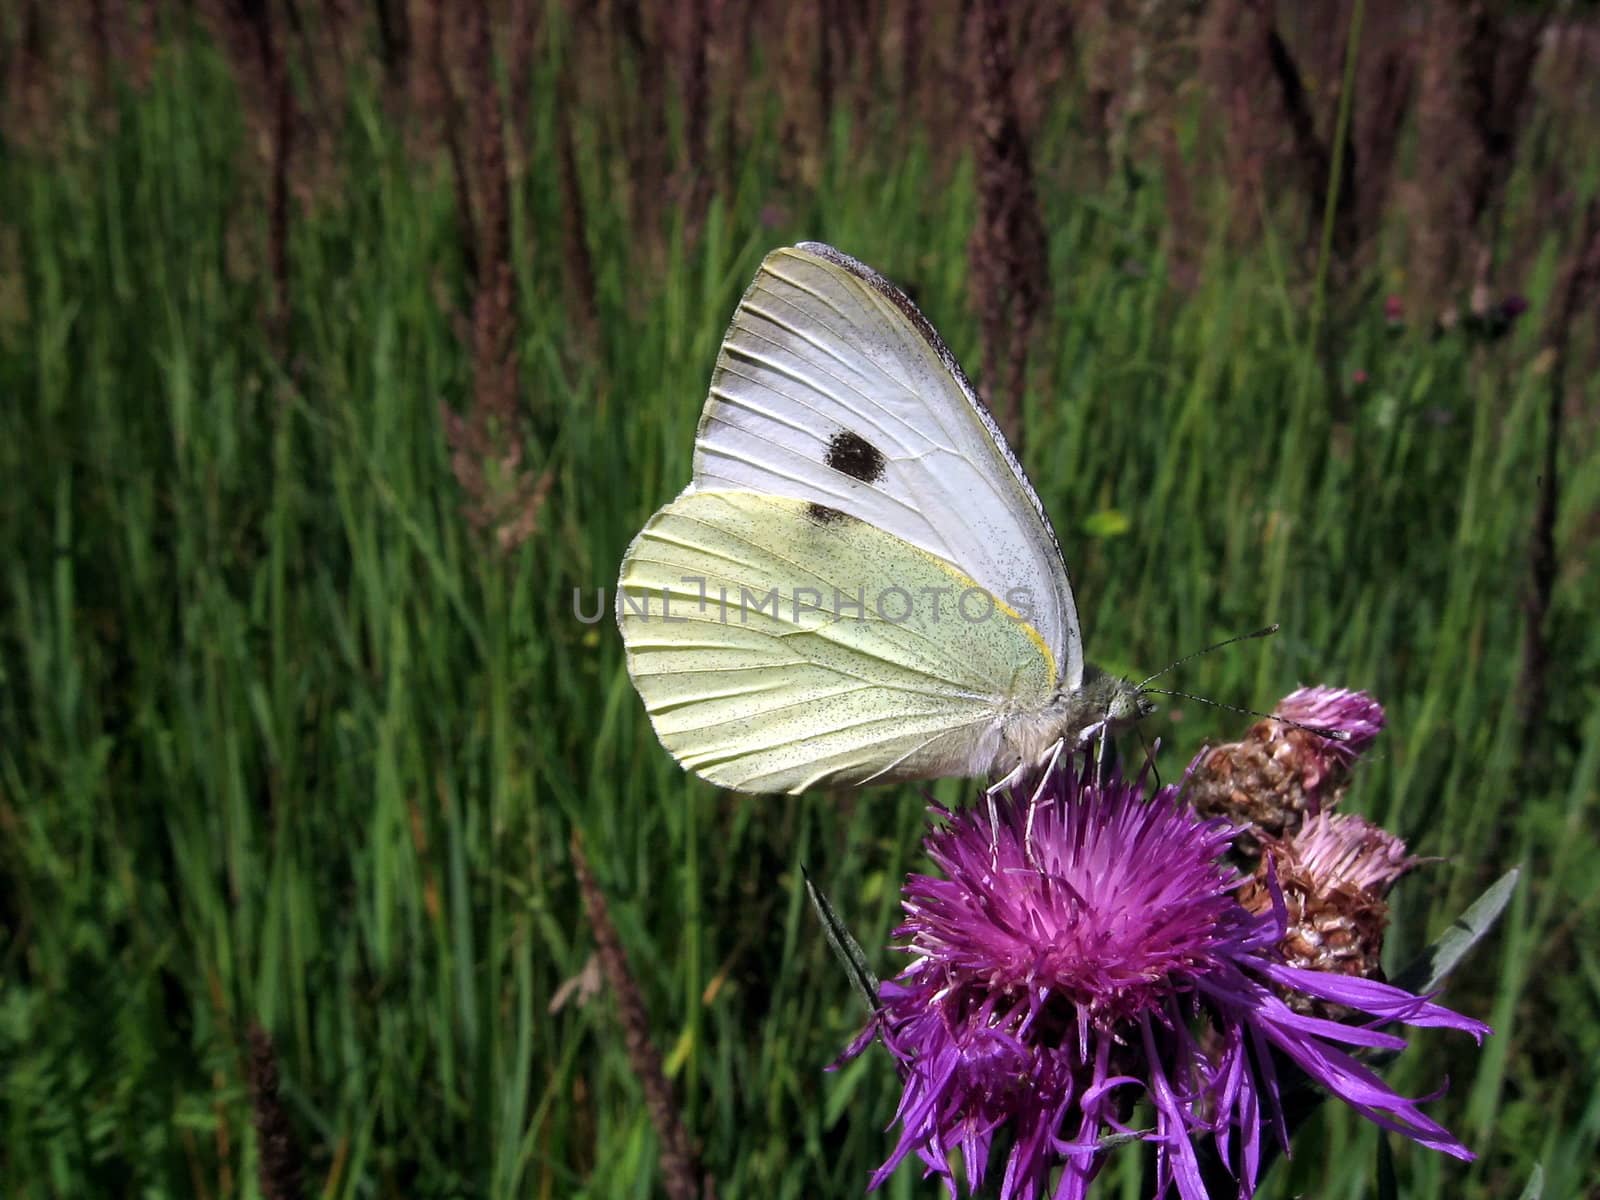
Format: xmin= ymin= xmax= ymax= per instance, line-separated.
xmin=1237 ymin=812 xmax=1425 ymax=1018
xmin=1186 ymin=686 xmax=1386 ymax=851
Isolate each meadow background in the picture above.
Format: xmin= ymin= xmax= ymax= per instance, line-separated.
xmin=2 ymin=2 xmax=1598 ymax=1197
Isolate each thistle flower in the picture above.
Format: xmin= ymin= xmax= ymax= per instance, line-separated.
xmin=1237 ymin=812 xmax=1425 ymax=1019
xmin=844 ymin=761 xmax=1487 ymax=1200
xmin=1187 ymin=686 xmax=1385 ymax=848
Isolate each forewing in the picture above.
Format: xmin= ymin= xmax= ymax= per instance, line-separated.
xmin=691 ymin=242 xmax=1083 ymax=691
xmin=616 ymin=491 xmax=1057 ymax=794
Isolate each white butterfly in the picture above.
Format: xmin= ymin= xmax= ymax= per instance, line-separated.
xmin=616 ymin=242 xmax=1151 ymax=794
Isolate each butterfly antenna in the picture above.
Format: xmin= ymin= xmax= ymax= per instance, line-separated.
xmin=1135 ymin=624 xmax=1281 ymax=690
xmin=1140 ymin=688 xmax=1351 ymax=742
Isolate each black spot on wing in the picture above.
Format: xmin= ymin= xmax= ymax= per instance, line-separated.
xmin=806 ymin=501 xmax=850 ymax=525
xmin=824 ymin=430 xmax=886 ymax=483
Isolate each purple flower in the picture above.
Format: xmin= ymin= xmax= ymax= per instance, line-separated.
xmin=1497 ymin=293 xmax=1528 ymax=320
xmin=1267 ymin=810 xmax=1420 ymax=899
xmin=1189 ymin=686 xmax=1385 ymax=843
xmin=1274 ymin=686 xmax=1385 ymax=776
xmin=845 ymin=761 xmax=1487 ymax=1200
xmin=1238 ymin=812 xmax=1426 ymax=1019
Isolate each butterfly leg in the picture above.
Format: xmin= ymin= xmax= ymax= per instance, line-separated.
xmin=1022 ymin=739 xmax=1065 ymax=869
xmin=1087 ymin=723 xmax=1111 ymax=788
xmin=985 ymin=761 xmax=1026 ymax=868
xmin=1137 ymin=727 xmax=1162 ymax=790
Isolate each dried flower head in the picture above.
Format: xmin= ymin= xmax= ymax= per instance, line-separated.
xmin=1237 ymin=812 xmax=1425 ymax=1019
xmin=845 ymin=761 xmax=1487 ymax=1200
xmin=1186 ymin=687 xmax=1385 ymax=849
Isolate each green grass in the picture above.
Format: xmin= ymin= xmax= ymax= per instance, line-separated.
xmin=2 ymin=24 xmax=1598 ymax=1200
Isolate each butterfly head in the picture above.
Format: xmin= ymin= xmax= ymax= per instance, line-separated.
xmin=1107 ymin=676 xmax=1159 ymax=731
xmin=1078 ymin=664 xmax=1157 ymax=742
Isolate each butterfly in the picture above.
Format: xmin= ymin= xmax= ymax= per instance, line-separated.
xmin=616 ymin=242 xmax=1152 ymax=794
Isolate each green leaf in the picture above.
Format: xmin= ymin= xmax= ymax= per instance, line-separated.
xmin=822 ymin=1055 xmax=871 ymax=1128
xmin=1082 ymin=508 xmax=1131 ymax=539
xmin=1517 ymin=1164 xmax=1545 ymax=1200
xmin=801 ymin=864 xmax=881 ymax=1019
xmin=1390 ymin=867 xmax=1520 ymax=996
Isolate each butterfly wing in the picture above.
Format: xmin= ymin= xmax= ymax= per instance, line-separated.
xmin=692 ymin=242 xmax=1081 ymax=688
xmin=618 ymin=491 xmax=1056 ymax=793
xmin=617 ymin=242 xmax=1081 ymax=792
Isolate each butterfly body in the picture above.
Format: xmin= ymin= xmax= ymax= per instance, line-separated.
xmin=999 ymin=668 xmax=1153 ymax=773
xmin=617 ymin=242 xmax=1149 ymax=794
